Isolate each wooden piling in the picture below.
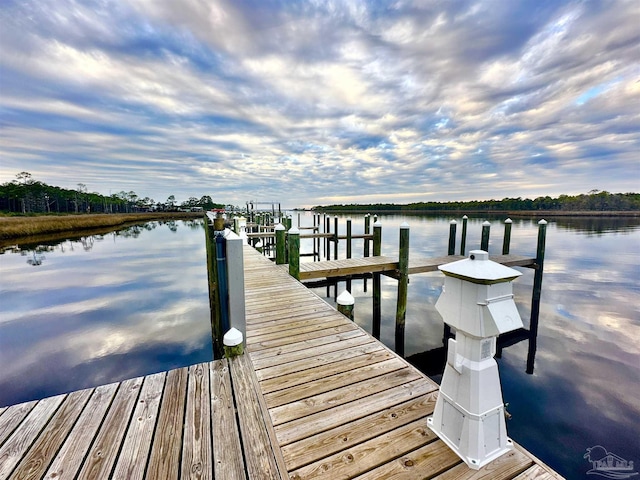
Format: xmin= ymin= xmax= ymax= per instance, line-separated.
xmin=502 ymin=218 xmax=512 ymax=255
xmin=334 ymin=216 xmax=339 ymax=260
xmin=460 ymin=215 xmax=468 ymax=255
xmin=204 ymin=218 xmax=222 ymax=358
xmin=395 ymin=223 xmax=410 ymax=357
xmin=448 ymin=220 xmax=457 ymax=255
xmin=337 ymin=290 xmax=355 ymax=320
xmin=346 ymin=218 xmax=352 ymax=259
xmin=481 ymin=221 xmax=491 ymax=251
xmin=364 ymin=214 xmax=371 ymax=257
xmin=372 ymin=220 xmax=382 ymax=340
xmin=527 ymin=219 xmax=547 ymax=374
xmin=275 ymin=223 xmax=286 ymax=265
xmin=288 ymin=227 xmax=300 ymax=280
xmin=325 ymin=216 xmax=330 ymax=260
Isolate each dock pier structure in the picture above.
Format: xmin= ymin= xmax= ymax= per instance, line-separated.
xmin=0 ymin=214 xmax=561 ymax=480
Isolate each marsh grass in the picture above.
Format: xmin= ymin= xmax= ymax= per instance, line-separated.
xmin=0 ymin=212 xmax=202 ymax=241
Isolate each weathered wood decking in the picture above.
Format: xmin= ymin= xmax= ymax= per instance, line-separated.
xmin=0 ymin=246 xmax=562 ymax=480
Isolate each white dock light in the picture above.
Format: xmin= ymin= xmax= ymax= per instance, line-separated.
xmin=428 ymin=250 xmax=523 ymax=469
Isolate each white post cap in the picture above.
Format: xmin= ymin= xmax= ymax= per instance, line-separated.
xmin=336 ymin=290 xmax=355 ymax=306
xmin=223 ymin=327 xmax=244 ymax=347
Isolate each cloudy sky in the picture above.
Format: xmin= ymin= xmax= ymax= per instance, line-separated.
xmin=0 ymin=0 xmax=638 ymax=208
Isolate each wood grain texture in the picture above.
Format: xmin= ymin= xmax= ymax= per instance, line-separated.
xmin=0 ymin=394 xmax=65 ymax=479
xmin=111 ymin=372 xmax=165 ymax=480
xmin=211 ymin=359 xmax=246 ymax=480
xmin=431 ymin=447 xmax=532 ymax=480
xmin=181 ymin=363 xmax=212 ymax=480
xmin=76 ymin=376 xmax=143 ymax=480
xmin=0 ymin=401 xmax=37 ymax=448
xmin=146 ymin=367 xmax=188 ymax=480
xmin=10 ymin=389 xmax=91 ymax=480
xmin=43 ymin=383 xmax=118 ymax=480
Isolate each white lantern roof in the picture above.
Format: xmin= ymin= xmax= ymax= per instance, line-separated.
xmin=438 ymin=250 xmax=521 ymax=284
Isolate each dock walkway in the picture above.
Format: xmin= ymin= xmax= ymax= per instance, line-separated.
xmin=0 ymin=246 xmax=562 ymax=479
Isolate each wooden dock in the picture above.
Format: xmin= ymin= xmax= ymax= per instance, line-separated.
xmin=0 ymin=246 xmax=562 ymax=480
xmin=297 ymin=254 xmax=536 ymax=280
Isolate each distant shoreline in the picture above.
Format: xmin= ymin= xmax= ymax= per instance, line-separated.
xmin=0 ymin=212 xmax=203 ymax=245
xmin=307 ymin=209 xmax=640 ymax=217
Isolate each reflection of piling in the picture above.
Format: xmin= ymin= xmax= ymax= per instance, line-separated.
xmin=527 ymin=219 xmax=547 ymax=374
xmin=372 ymin=221 xmax=382 ymax=339
xmin=395 ymin=223 xmax=410 ymax=356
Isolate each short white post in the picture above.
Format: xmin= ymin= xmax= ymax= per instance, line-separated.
xmin=223 ymin=327 xmax=244 ymax=357
xmin=336 ymin=290 xmax=355 ymax=320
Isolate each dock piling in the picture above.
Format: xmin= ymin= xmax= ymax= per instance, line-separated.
xmin=337 ymin=290 xmax=355 ymax=320
xmin=288 ymin=227 xmax=300 ymax=280
xmin=503 ymin=218 xmax=513 ymax=255
xmin=372 ymin=220 xmax=382 ymax=339
xmin=395 ymin=222 xmax=410 ymax=356
xmin=275 ymin=223 xmax=286 ymax=265
xmin=460 ymin=215 xmax=468 ymax=255
xmin=481 ymin=221 xmax=491 ymax=251
xmin=448 ymin=220 xmax=457 ymax=255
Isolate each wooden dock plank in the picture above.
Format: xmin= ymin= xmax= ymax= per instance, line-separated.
xmin=251 ymin=334 xmax=374 ymax=370
xmin=0 ymin=401 xmax=37 ymax=448
xmin=76 ymin=376 xmax=143 ymax=480
xmin=211 ymin=359 xmax=246 ymax=480
xmin=264 ymin=357 xmax=408 ymax=408
xmin=274 ymin=379 xmax=437 ymax=446
xmin=431 ymin=447 xmax=532 ymax=479
xmin=289 ymin=418 xmax=438 ymax=480
xmin=181 ymin=363 xmax=212 ymax=480
xmin=281 ymin=391 xmax=438 ymax=471
xmin=111 ymin=371 xmax=165 ymax=480
xmin=248 ymin=329 xmax=365 ymax=361
xmin=43 ymin=383 xmax=119 ymax=480
xmin=10 ymin=389 xmax=92 ymax=480
xmin=0 ymin=394 xmax=65 ymax=479
xmin=352 ymin=439 xmax=462 ymax=479
xmin=248 ymin=324 xmax=360 ymax=353
xmin=269 ymin=367 xmax=422 ymax=426
xmin=258 ymin=349 xmax=396 ymax=395
xmin=229 ymin=355 xmax=283 ymax=480
xmin=146 ymin=367 xmax=187 ymax=480
xmin=512 ymin=464 xmax=559 ymax=480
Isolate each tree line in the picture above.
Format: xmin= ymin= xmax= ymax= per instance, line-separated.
xmin=313 ymin=190 xmax=640 ymax=213
xmin=0 ymin=172 xmax=225 ymax=214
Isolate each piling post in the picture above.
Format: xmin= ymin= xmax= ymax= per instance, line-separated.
xmin=233 ymin=217 xmax=239 ymax=235
xmin=275 ymin=223 xmax=286 ymax=265
xmin=204 ymin=217 xmax=222 ymax=358
xmin=372 ymin=220 xmax=382 ymax=339
xmin=460 ymin=215 xmax=468 ymax=255
xmin=288 ymin=227 xmax=300 ymax=280
xmin=364 ymin=214 xmax=371 ymax=257
xmin=334 ymin=216 xmax=339 ymax=260
xmin=448 ymin=220 xmax=457 ymax=255
xmin=346 ymin=218 xmax=352 ymax=259
xmin=325 ymin=216 xmax=331 ymax=260
xmin=481 ymin=221 xmax=491 ymax=251
xmin=395 ymin=223 xmax=410 ymax=356
xmin=502 ymin=218 xmax=512 ymax=255
xmin=337 ymin=290 xmax=355 ymax=320
xmin=527 ymin=219 xmax=547 ymax=374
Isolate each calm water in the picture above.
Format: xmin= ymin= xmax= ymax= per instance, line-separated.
xmin=0 ymin=214 xmax=638 ymax=479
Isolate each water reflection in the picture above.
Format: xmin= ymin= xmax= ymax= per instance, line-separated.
xmin=0 ymin=219 xmax=213 ymax=407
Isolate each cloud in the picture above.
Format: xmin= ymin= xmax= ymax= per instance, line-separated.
xmin=0 ymin=0 xmax=638 ymax=207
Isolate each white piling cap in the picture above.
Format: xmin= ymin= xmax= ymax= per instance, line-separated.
xmin=400 ymin=222 xmax=410 ymax=229
xmin=223 ymin=327 xmax=243 ymax=347
xmin=505 ymin=218 xmax=512 ymax=224
xmin=289 ymin=226 xmax=300 ymax=234
xmin=450 ymin=219 xmax=457 ymax=224
xmin=255 ymin=240 xmax=263 ymax=247
xmin=275 ymin=223 xmax=286 ymax=230
xmin=337 ymin=290 xmax=355 ymax=306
